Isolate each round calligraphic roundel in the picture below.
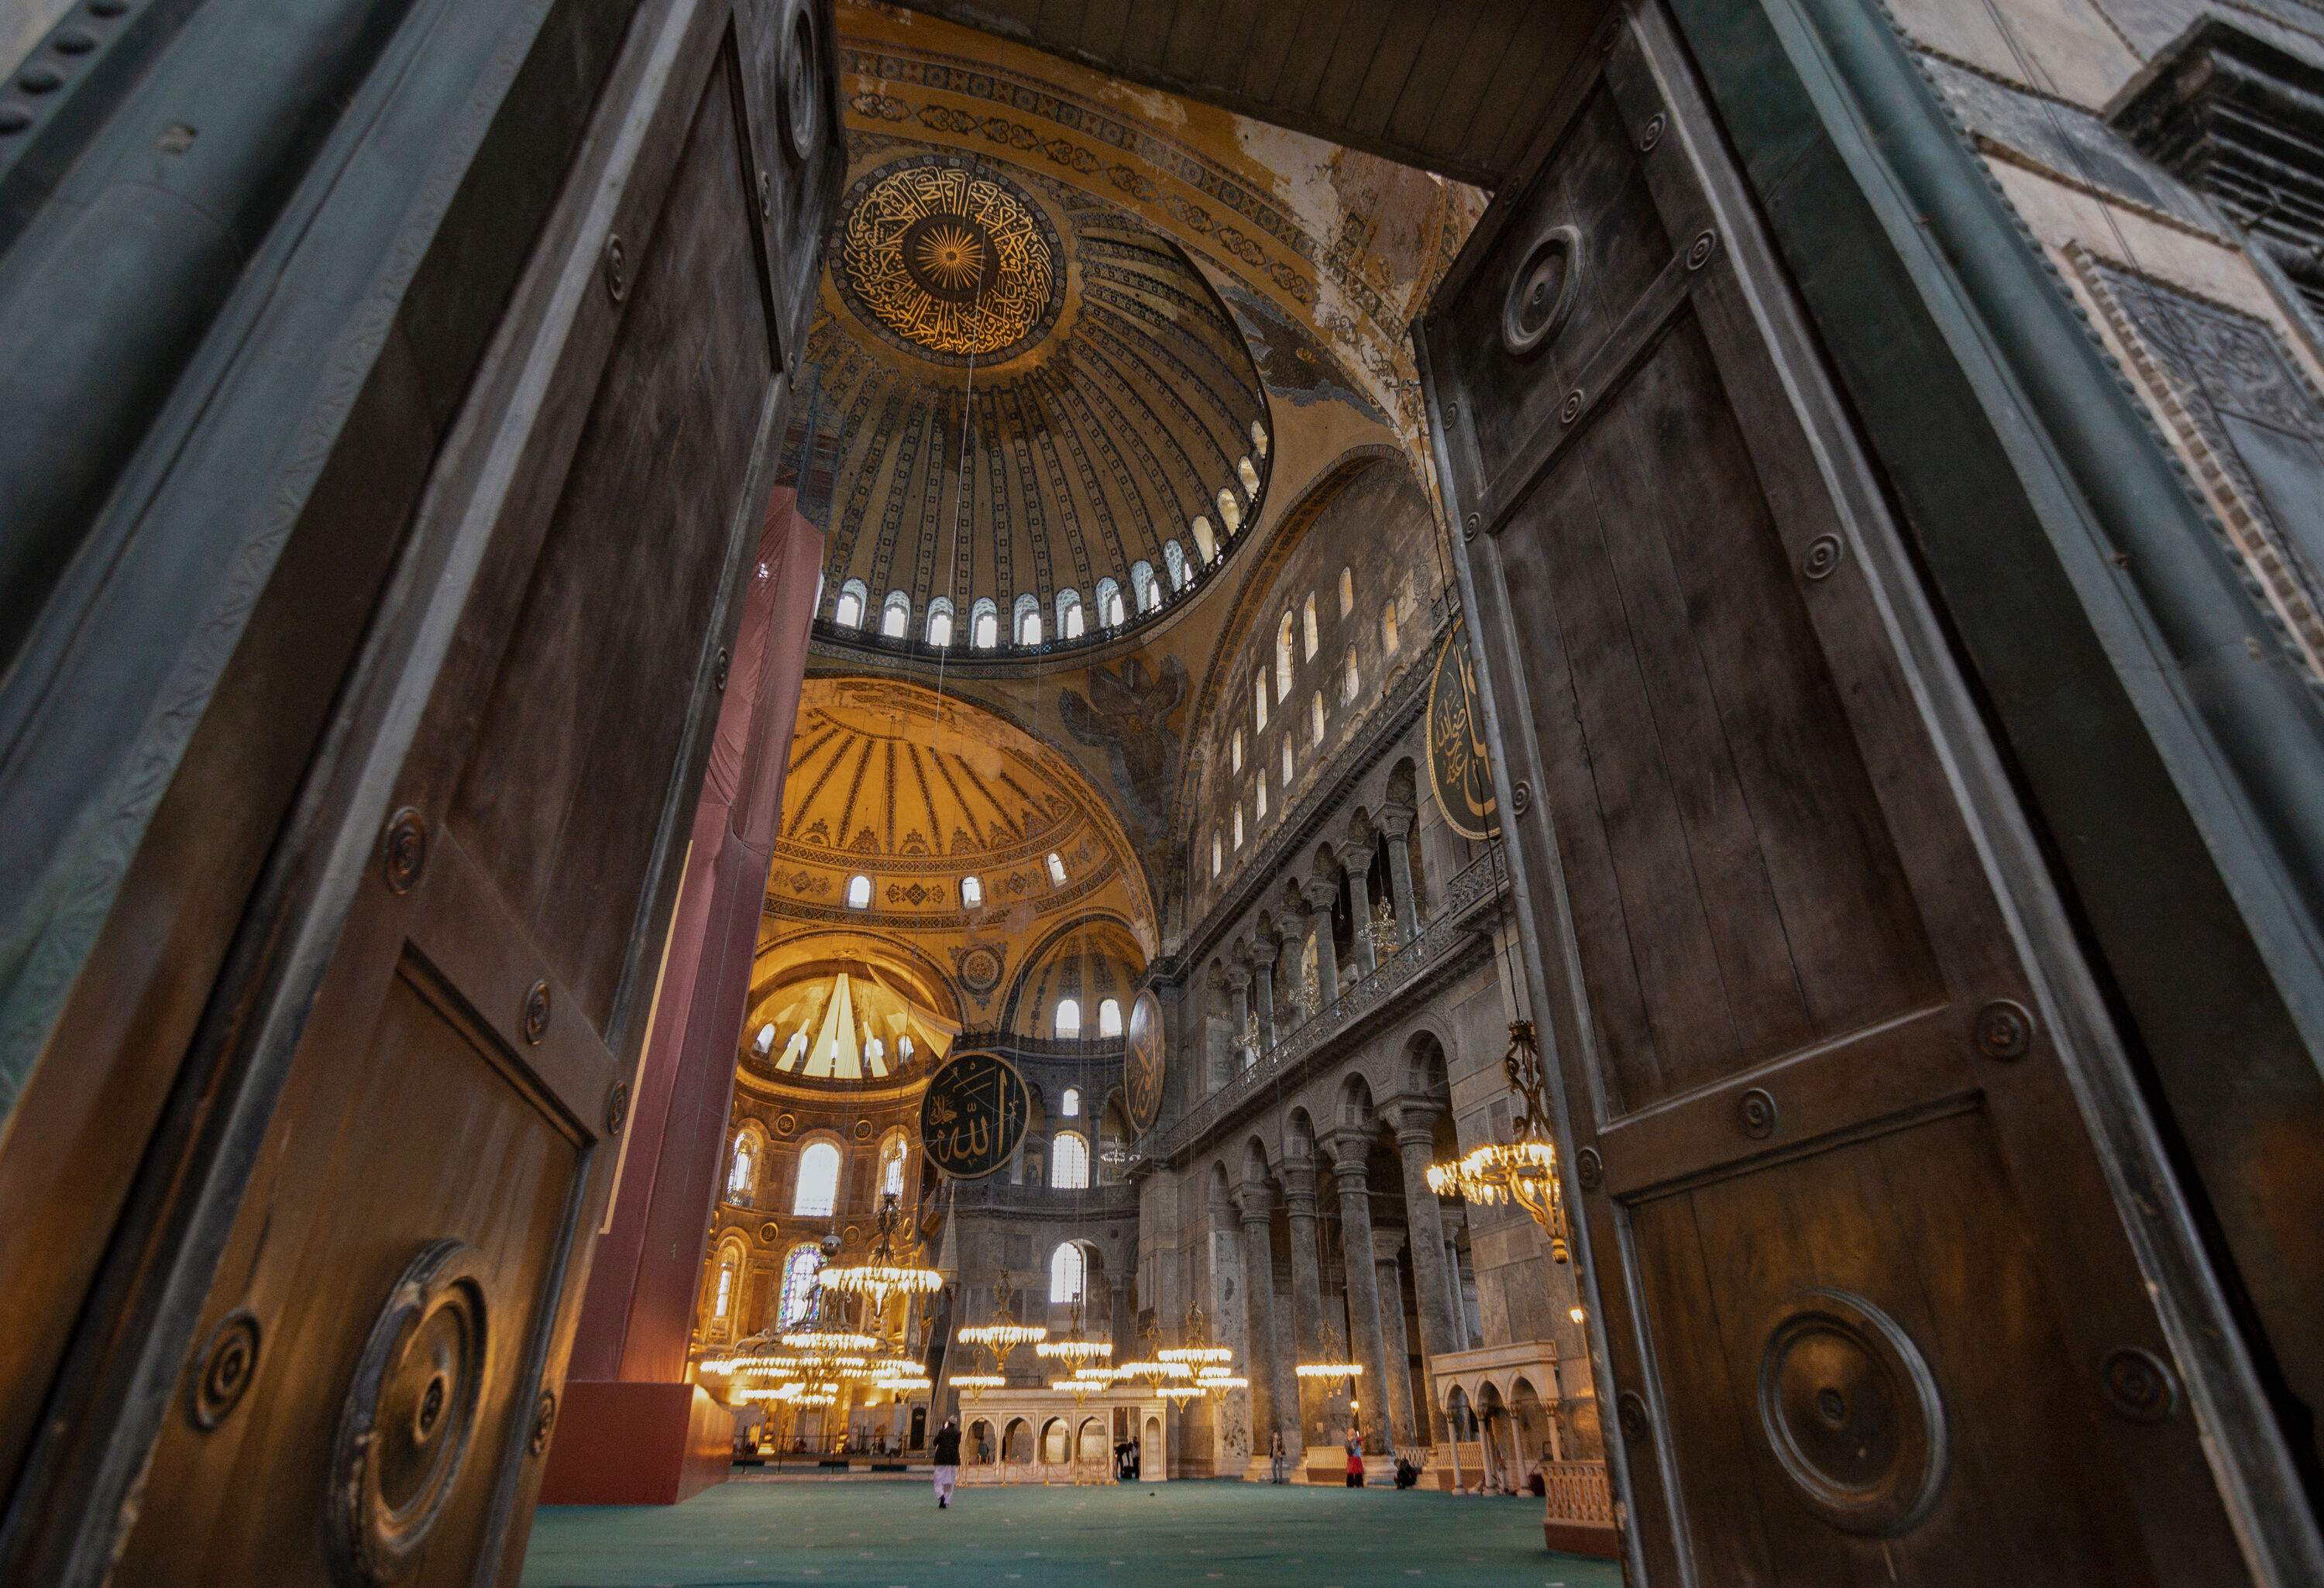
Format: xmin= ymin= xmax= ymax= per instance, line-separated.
xmin=919 ymin=1049 xmax=1033 ymax=1179
xmin=834 ymin=155 xmax=1064 ymax=366
xmin=1123 ymin=989 xmax=1166 ymax=1136
xmin=1426 ymin=624 xmax=1500 ymax=841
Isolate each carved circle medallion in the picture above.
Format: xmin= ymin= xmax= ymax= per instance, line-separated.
xmin=1974 ymin=999 xmax=2033 ymax=1061
xmin=781 ymin=0 xmax=820 ymax=160
xmin=190 ymin=1309 xmax=262 ymax=1432
xmin=2101 ymin=1346 xmax=2178 ymax=1423
xmin=835 ymin=156 xmax=1064 ymax=366
xmin=1502 ymin=224 xmax=1582 ymax=358
xmin=328 ymin=1240 xmax=490 ymax=1585
xmin=1755 ymin=1289 xmax=1948 ymax=1536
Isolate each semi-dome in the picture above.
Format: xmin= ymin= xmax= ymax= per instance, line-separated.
xmin=799 ymin=146 xmax=1273 ymax=657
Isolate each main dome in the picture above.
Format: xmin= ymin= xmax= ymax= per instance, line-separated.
xmin=796 ymin=146 xmax=1273 ymax=658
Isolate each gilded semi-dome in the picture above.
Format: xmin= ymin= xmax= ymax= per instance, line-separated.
xmin=798 ymin=144 xmax=1273 ymax=657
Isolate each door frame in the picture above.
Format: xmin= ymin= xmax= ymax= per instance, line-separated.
xmin=1418 ymin=0 xmax=2322 ymax=1579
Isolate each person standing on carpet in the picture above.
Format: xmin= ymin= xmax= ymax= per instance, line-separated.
xmin=1343 ymin=1427 xmax=1364 ymax=1488
xmin=1270 ymin=1429 xmax=1287 ymax=1485
xmin=932 ymin=1417 xmax=961 ymax=1509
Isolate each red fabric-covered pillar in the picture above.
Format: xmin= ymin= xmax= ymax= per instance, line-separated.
xmin=541 ymin=489 xmax=821 ymax=1504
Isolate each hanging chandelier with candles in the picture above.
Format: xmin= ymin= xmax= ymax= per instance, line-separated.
xmin=955 ymin=1271 xmax=1048 ymax=1372
xmin=819 ymin=1191 xmax=944 ymax=1305
xmin=1033 ymin=1289 xmax=1112 ymax=1369
xmin=1425 ymin=1020 xmax=1571 ymax=1263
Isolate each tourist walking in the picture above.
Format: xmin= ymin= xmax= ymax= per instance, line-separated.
xmin=1343 ymin=1428 xmax=1364 ymax=1488
xmin=1270 ymin=1429 xmax=1287 ymax=1484
xmin=932 ymin=1417 xmax=961 ymax=1509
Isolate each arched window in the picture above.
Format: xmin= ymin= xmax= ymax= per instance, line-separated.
xmin=713 ymin=1262 xmax=736 ymax=1319
xmin=1051 ymin=1133 xmax=1089 ymax=1190
xmin=833 ymin=578 xmax=868 ymax=629
xmin=779 ymin=1029 xmax=808 ymax=1070
xmin=1130 ymin=561 xmax=1159 ymax=613
xmin=1251 ymin=418 xmax=1269 ymax=458
xmin=878 ymin=1129 xmax=909 ymax=1198
xmin=793 ymin=1140 xmax=842 ymax=1217
xmin=1257 ymin=770 xmax=1267 ymax=820
xmin=1339 ymin=567 xmax=1355 ymax=617
xmin=753 ymin=1022 xmax=776 ymax=1056
xmin=778 ymin=1244 xmax=823 ymax=1326
xmin=899 ymin=1035 xmax=914 ymax=1063
xmin=1061 ymin=1087 xmax=1081 ymax=1117
xmin=1046 ymin=851 xmax=1067 ymax=886
xmin=1303 ymin=593 xmax=1319 ymax=658
xmin=1275 ymin=612 xmax=1295 ymax=699
xmin=1231 ymin=728 xmax=1243 ymax=773
xmin=1216 ymin=486 xmax=1243 ymax=534
xmin=880 ymin=589 xmax=911 ymax=638
xmin=1015 ymin=593 xmax=1043 ymax=646
xmin=1055 ymin=998 xmax=1081 ymax=1038
xmin=847 ymin=874 xmax=871 ymax=909
xmin=1097 ymin=999 xmax=1122 ymax=1037
xmin=1254 ymin=675 xmax=1268 ymax=730
xmin=962 ymin=875 xmax=983 ymax=908
xmin=1057 ymin=588 xmax=1084 ymax=639
xmin=1164 ymin=540 xmax=1188 ymax=590
xmin=971 ymin=597 xmax=999 ymax=649
xmin=1382 ymin=602 xmax=1399 ymax=655
xmin=1233 ymin=803 xmax=1244 ymax=849
xmin=1191 ymin=514 xmax=1217 ymax=563
xmin=1050 ymin=1240 xmax=1088 ymax=1303
xmin=1342 ymin=646 xmax=1360 ymax=704
xmin=1281 ymin=737 xmax=1294 ymax=785
xmin=1239 ymin=455 xmax=1260 ymax=495
xmin=927 ymin=596 xmax=955 ymax=648
xmin=727 ymin=1135 xmax=756 ymax=1201
xmin=1212 ymin=833 xmax=1222 ymax=876
xmin=1311 ymin=691 xmax=1325 ymax=746
xmin=1096 ymin=577 xmax=1124 ymax=627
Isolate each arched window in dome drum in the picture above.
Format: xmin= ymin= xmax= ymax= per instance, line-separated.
xmin=1014 ymin=593 xmax=1043 ymax=646
xmin=753 ymin=1022 xmax=775 ymax=1056
xmin=971 ymin=597 xmax=999 ymax=649
xmin=1275 ymin=613 xmax=1294 ymax=701
xmin=1191 ymin=515 xmax=1216 ymax=563
xmin=793 ymin=1141 xmax=842 ymax=1218
xmin=1057 ymin=588 xmax=1084 ymax=639
xmin=1239 ymin=455 xmax=1260 ymax=495
xmin=1233 ymin=804 xmax=1243 ymax=849
xmin=1342 ymin=647 xmax=1360 ymax=704
xmin=927 ymin=596 xmax=954 ymax=648
xmin=1216 ymin=487 xmax=1243 ymax=534
xmin=833 ymin=578 xmax=868 ymax=629
xmin=1051 ymin=1133 xmax=1089 ymax=1190
xmin=881 ymin=590 xmax=910 ymax=638
xmin=1250 ymin=418 xmax=1268 ymax=458
xmin=1231 ymin=728 xmax=1243 ymax=773
xmin=1253 ymin=676 xmax=1267 ymax=731
xmin=1257 ymin=771 xmax=1267 ymax=820
xmin=1211 ymin=833 xmax=1222 ymax=876
xmin=1096 ymin=578 xmax=1124 ymax=627
xmin=1097 ymin=999 xmax=1121 ymax=1037
xmin=1303 ymin=594 xmax=1319 ymax=658
xmin=1046 ymin=851 xmax=1067 ymax=885
xmin=1130 ymin=561 xmax=1157 ymax=612
xmin=1281 ymin=737 xmax=1293 ymax=786
xmin=1312 ymin=691 xmax=1325 ymax=746
xmin=847 ymin=874 xmax=872 ymax=909
xmin=962 ymin=875 xmax=982 ymax=908
xmin=1055 ymin=998 xmax=1081 ymax=1038
xmin=1163 ymin=541 xmax=1187 ymax=590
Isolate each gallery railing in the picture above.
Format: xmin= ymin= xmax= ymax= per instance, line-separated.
xmin=1140 ymin=846 xmax=1508 ymax=1164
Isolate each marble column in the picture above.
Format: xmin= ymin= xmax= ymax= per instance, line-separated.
xmin=1346 ymin=857 xmax=1377 ymax=976
xmin=1303 ymin=877 xmax=1341 ymax=1007
xmin=1207 ymin=1207 xmax=1253 ymax=1469
xmin=1110 ymin=1273 xmax=1133 ymax=1353
xmin=1394 ymin=1116 xmax=1463 ymax=1441
xmin=1324 ymin=1130 xmax=1405 ymax=1450
xmin=1372 ymin=1229 xmax=1419 ymax=1449
xmin=1276 ymin=907 xmax=1306 ymax=1026
xmin=1250 ymin=944 xmax=1277 ymax=1052
xmin=1444 ymin=1236 xmax=1470 ymax=1349
xmin=1281 ymin=1160 xmax=1328 ymax=1444
xmin=1377 ymin=803 xmax=1421 ymax=940
xmin=1238 ymin=1187 xmax=1299 ymax=1459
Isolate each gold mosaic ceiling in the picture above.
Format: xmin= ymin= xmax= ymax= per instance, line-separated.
xmin=797 ymin=143 xmax=1272 ymax=654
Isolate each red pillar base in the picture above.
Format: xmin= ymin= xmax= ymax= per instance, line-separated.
xmin=539 ymin=1382 xmax=734 ymax=1505
xmin=1543 ymin=1518 xmax=1622 ymax=1559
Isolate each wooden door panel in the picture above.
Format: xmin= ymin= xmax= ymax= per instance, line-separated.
xmin=447 ymin=51 xmax=775 ymax=1026
xmin=1421 ymin=4 xmax=2250 ymax=1582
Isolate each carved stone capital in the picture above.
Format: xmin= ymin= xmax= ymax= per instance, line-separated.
xmin=1375 ymin=801 xmax=1416 ymax=840
xmin=1236 ymin=1185 xmax=1276 ymax=1227
xmin=1223 ymin=964 xmax=1251 ymax=992
xmin=1370 ymin=1227 xmax=1408 ymax=1264
xmin=1322 ymin=1127 xmax=1373 ymax=1180
xmin=1302 ymin=876 xmax=1340 ymax=912
xmin=1279 ymin=1160 xmax=1318 ymax=1209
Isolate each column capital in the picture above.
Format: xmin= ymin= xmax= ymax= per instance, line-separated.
xmin=1278 ymin=1160 xmax=1317 ymax=1205
xmin=1321 ymin=1127 xmax=1372 ymax=1180
xmin=1301 ymin=875 xmax=1340 ymax=911
xmin=1223 ymin=964 xmax=1251 ymax=992
xmin=1375 ymin=800 xmax=1416 ymax=840
xmin=1370 ymin=1227 xmax=1407 ymax=1264
xmin=1387 ymin=1098 xmax=1446 ymax=1149
xmin=1235 ymin=1183 xmax=1276 ymax=1226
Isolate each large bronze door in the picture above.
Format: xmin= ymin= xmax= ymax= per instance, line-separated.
xmin=0 ymin=1 xmax=837 ymax=1583
xmin=1421 ymin=5 xmax=2260 ymax=1583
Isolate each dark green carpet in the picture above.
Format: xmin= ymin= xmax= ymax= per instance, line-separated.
xmin=521 ymin=1477 xmax=1624 ymax=1587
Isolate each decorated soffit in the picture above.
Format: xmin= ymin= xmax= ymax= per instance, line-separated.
xmin=832 ymin=2 xmax=1485 ymax=438
xmin=768 ymin=675 xmax=1157 ymax=948
xmin=803 ymin=136 xmax=1275 ymax=652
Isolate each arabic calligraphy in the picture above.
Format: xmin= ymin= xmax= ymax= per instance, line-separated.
xmin=1426 ymin=625 xmax=1500 ymax=840
xmin=919 ymin=1050 xmax=1031 ymax=1179
xmin=837 ymin=158 xmax=1058 ymax=362
xmin=1124 ymin=991 xmax=1165 ymax=1135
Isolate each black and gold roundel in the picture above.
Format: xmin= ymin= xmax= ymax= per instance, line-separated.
xmin=834 ymin=156 xmax=1062 ymax=366
xmin=919 ymin=1049 xmax=1032 ymax=1179
xmin=1425 ymin=625 xmax=1500 ymax=840
xmin=1123 ymin=990 xmax=1165 ymax=1136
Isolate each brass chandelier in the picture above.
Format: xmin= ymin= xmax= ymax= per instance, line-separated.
xmin=1425 ymin=1021 xmax=1572 ymax=1263
xmin=819 ymin=1192 xmax=944 ymax=1305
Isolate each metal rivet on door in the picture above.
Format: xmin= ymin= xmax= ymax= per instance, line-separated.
xmin=189 ymin=1310 xmax=262 ymax=1432
xmin=1686 ymin=229 xmax=1717 ymax=270
xmin=1618 ymin=1391 xmax=1650 ymax=1441
xmin=1560 ymin=390 xmax=1585 ymax=424
xmin=1639 ymin=113 xmax=1666 ymax=151
xmin=758 ymin=169 xmax=771 ymax=220
xmin=382 ymin=807 xmax=427 ymax=895
xmin=603 ymin=234 xmax=626 ymax=304
xmin=2100 ymin=1346 xmax=2178 ymax=1423
xmin=714 ymin=647 xmax=731 ymax=692
xmin=1974 ymin=999 xmax=2033 ymax=1060
xmin=1801 ymin=534 xmax=1843 ymax=580
xmin=606 ymin=1079 xmax=631 ymax=1136
xmin=521 ymin=980 xmax=552 ymax=1046
xmin=1739 ymin=1087 xmax=1779 ymax=1139
xmin=530 ymin=1390 xmax=559 ymax=1456
xmin=1576 ymin=1146 xmax=1604 ymax=1191
xmin=1511 ymin=781 xmax=1532 ymax=816
xmin=1463 ymin=512 xmax=1479 ymax=542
